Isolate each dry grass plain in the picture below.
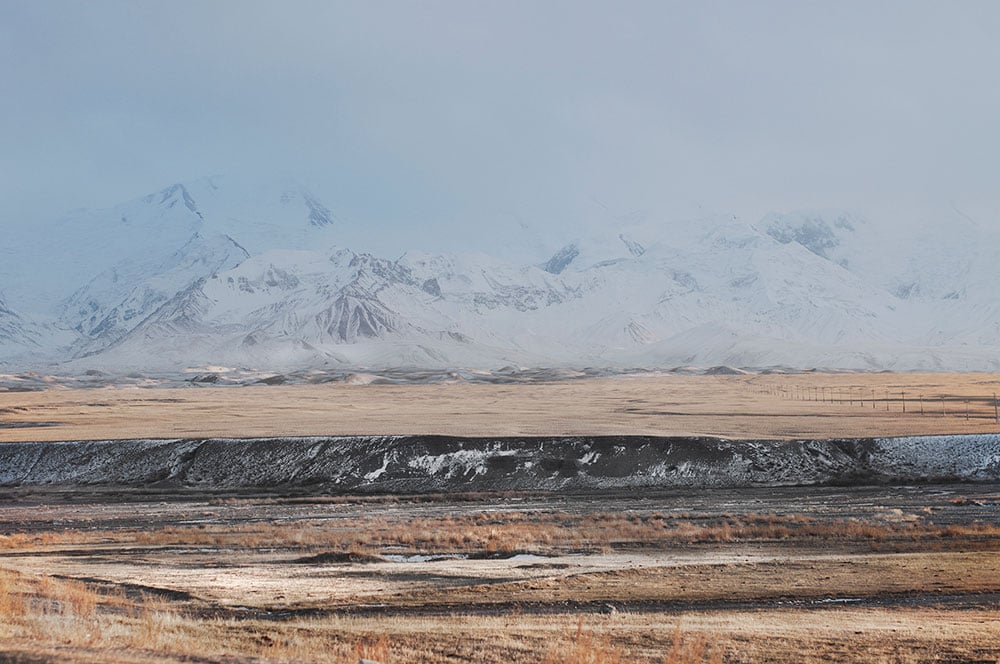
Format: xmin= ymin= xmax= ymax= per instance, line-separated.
xmin=1 ymin=372 xmax=1000 ymax=662
xmin=0 ymin=487 xmax=998 ymax=663
xmin=4 ymin=371 xmax=1000 ymax=442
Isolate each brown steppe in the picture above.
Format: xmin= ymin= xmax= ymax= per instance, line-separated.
xmin=0 ymin=372 xmax=999 ymax=663
xmin=3 ymin=372 xmax=1000 ymax=442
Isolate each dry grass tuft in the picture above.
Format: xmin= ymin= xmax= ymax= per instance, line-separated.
xmin=662 ymin=623 xmax=724 ymax=664
xmin=543 ymin=620 xmax=724 ymax=664
xmin=543 ymin=620 xmax=624 ymax=664
xmin=353 ymin=633 xmax=391 ymax=662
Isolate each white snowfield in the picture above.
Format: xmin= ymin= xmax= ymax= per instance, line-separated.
xmin=3 ymin=176 xmax=1000 ymax=373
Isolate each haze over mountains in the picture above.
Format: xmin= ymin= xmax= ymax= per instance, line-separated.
xmin=2 ymin=176 xmax=998 ymax=373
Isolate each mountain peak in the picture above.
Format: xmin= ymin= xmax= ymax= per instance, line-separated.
xmin=144 ymin=183 xmax=202 ymax=218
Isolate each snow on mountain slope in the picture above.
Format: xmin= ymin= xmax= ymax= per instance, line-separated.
xmin=151 ymin=176 xmax=340 ymax=253
xmin=400 ymin=251 xmax=577 ymax=315
xmin=91 ymin=248 xmax=457 ymax=367
xmin=0 ymin=296 xmax=79 ymax=369
xmin=758 ymin=209 xmax=1000 ymax=350
xmin=758 ymin=208 xmax=1000 ymax=306
xmin=0 ymin=296 xmax=36 ymax=350
xmin=4 ymin=176 xmax=1000 ymax=372
xmin=62 ymin=233 xmax=251 ymax=355
xmin=86 ymin=247 xmax=563 ymax=371
xmin=0 ymin=176 xmax=338 ymax=315
xmin=82 ymin=215 xmax=923 ymax=372
xmin=521 ymin=217 xmax=901 ymax=357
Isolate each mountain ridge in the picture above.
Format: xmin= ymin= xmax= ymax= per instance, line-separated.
xmin=3 ymin=177 xmax=999 ymax=373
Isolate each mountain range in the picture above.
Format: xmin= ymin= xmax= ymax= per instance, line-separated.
xmin=2 ymin=176 xmax=999 ymax=373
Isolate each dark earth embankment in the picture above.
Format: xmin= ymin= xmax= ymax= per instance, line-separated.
xmin=1 ymin=434 xmax=999 ymax=493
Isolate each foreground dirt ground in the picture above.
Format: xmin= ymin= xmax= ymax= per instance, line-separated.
xmin=0 ymin=485 xmax=998 ymax=663
xmin=2 ymin=373 xmax=999 ymax=662
xmin=5 ymin=372 xmax=1000 ymax=442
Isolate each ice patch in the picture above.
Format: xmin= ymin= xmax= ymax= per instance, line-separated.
xmin=382 ymin=554 xmax=467 ymax=563
xmin=363 ymin=454 xmax=390 ymax=482
xmin=408 ymin=447 xmax=517 ymax=478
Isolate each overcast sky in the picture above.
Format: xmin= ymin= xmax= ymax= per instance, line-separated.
xmin=3 ymin=0 xmax=1000 ymax=239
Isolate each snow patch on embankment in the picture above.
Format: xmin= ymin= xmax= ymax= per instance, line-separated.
xmin=0 ymin=435 xmax=998 ymax=492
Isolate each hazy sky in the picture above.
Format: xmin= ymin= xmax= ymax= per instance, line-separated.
xmin=3 ymin=0 xmax=1000 ymax=238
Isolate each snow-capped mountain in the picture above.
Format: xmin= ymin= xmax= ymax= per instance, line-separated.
xmin=63 ymin=233 xmax=250 ymax=355
xmin=0 ymin=296 xmax=36 ymax=351
xmin=759 ymin=209 xmax=1000 ymax=352
xmin=0 ymin=176 xmax=339 ymax=314
xmin=3 ymin=176 xmax=1000 ymax=373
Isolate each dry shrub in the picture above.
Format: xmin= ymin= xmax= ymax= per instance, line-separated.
xmin=132 ymin=595 xmax=170 ymax=649
xmin=544 ymin=620 xmax=724 ymax=664
xmin=0 ymin=569 xmax=26 ymax=621
xmin=354 ymin=633 xmax=391 ymax=662
xmin=663 ymin=623 xmax=724 ymax=664
xmin=57 ymin=577 xmax=98 ymax=619
xmin=543 ymin=620 xmax=623 ymax=664
xmin=0 ymin=531 xmax=67 ymax=550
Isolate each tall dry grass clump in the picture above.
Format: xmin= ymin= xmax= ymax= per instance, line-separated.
xmin=544 ymin=620 xmax=724 ymax=664
xmin=0 ymin=569 xmax=26 ymax=625
xmin=543 ymin=620 xmax=624 ymax=664
xmin=353 ymin=634 xmax=391 ymax=662
xmin=663 ymin=623 xmax=724 ymax=664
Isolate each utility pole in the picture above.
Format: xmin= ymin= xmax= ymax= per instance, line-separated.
xmin=901 ymin=391 xmax=905 ymax=413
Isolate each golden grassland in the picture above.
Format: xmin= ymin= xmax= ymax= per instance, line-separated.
xmin=1 ymin=496 xmax=999 ymax=663
xmin=0 ymin=566 xmax=733 ymax=664
xmin=3 ymin=372 xmax=1000 ymax=661
xmin=4 ymin=372 xmax=1000 ymax=442
xmin=2 ymin=572 xmax=997 ymax=664
xmin=5 ymin=510 xmax=1000 ymax=557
